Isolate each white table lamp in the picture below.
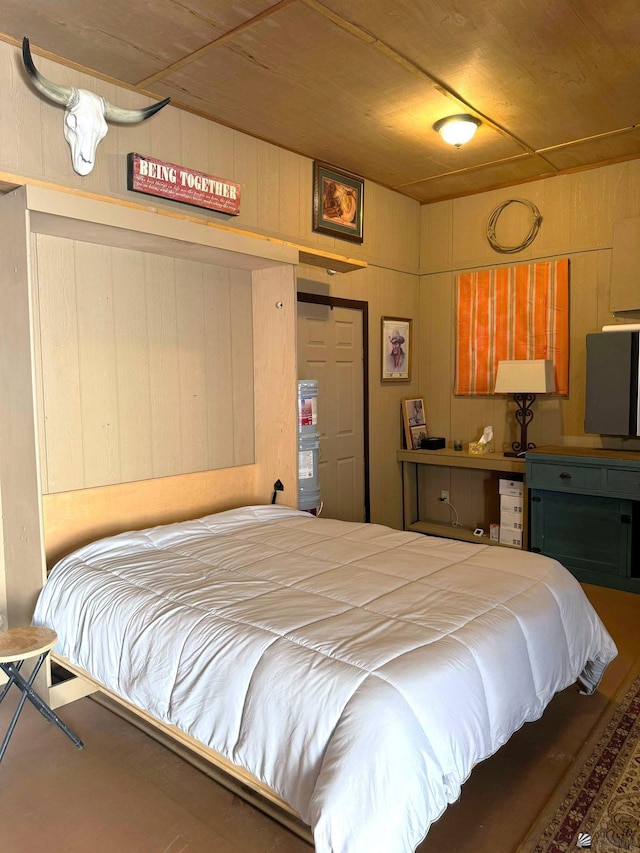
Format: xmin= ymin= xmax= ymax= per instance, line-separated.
xmin=494 ymin=359 xmax=556 ymax=457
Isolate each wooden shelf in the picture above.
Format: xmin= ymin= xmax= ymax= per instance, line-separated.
xmin=397 ymin=448 xmax=525 ymax=474
xmin=297 ymin=246 xmax=367 ymax=273
xmin=0 ymin=172 xmax=367 ymax=274
xmin=398 ymin=448 xmax=526 ymax=549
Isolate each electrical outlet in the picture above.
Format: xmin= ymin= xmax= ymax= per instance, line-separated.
xmin=440 ymin=490 xmax=449 ymax=502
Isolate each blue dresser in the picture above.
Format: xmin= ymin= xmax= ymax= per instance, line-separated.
xmin=526 ymin=447 xmax=640 ymax=593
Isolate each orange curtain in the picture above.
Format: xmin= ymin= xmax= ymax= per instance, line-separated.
xmin=455 ymin=259 xmax=569 ymax=395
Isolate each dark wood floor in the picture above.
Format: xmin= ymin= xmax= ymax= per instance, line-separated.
xmin=1 ymin=583 xmax=638 ymax=853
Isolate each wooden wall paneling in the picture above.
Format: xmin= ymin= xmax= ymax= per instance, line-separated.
xmin=0 ymin=187 xmax=46 ymax=626
xmin=384 ymin=187 xmax=420 ymax=270
xmin=278 ymin=148 xmax=302 ymax=241
xmin=75 ymin=241 xmax=121 ymax=486
xmin=416 ymin=465 xmax=496 ymax=533
xmin=568 ymin=163 xmax=628 ymax=251
xmin=0 ymin=482 xmax=7 ymax=625
xmin=300 ymin=155 xmax=327 ymax=249
xmin=151 ymin=92 xmax=183 ymax=167
xmin=417 ymin=465 xmax=451 ymax=526
xmin=563 ymin=252 xmax=600 ymax=441
xmin=203 ymin=265 xmax=236 ymax=469
xmin=29 ymin=236 xmax=48 ymax=493
xmin=596 ymin=249 xmax=614 ymax=328
xmin=0 ymin=46 xmax=19 ymax=173
xmin=179 ymin=109 xmax=209 ymax=176
xmin=144 ymin=253 xmax=182 ymax=478
xmin=420 ymin=201 xmax=452 ymax=274
xmin=534 ymin=175 xmax=571 ymax=258
xmin=207 ymin=121 xmax=236 ymax=184
xmin=229 ymin=268 xmax=255 ymax=466
xmin=175 ymin=259 xmax=209 ymax=475
xmin=451 ymin=192 xmax=500 ymax=270
xmin=361 ymin=264 xmax=421 ymax=529
xmin=451 ymin=468 xmax=495 ymax=531
xmin=452 ymin=396 xmax=501 ymax=452
xmin=420 ymin=271 xmax=454 ymax=442
xmin=251 ymin=266 xmax=298 ymax=505
xmin=358 ymin=182 xmax=381 ymax=266
xmin=257 ymin=141 xmax=281 ymax=237
xmin=34 ymin=234 xmax=84 ymax=493
xmin=112 ymin=249 xmax=154 ymax=482
xmin=0 ymin=45 xmax=40 ymax=176
xmin=234 ymin=133 xmax=259 ymax=232
xmin=623 ymin=159 xmax=640 ymax=219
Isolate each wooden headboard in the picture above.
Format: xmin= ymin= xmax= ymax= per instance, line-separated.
xmin=42 ymin=464 xmax=261 ymax=569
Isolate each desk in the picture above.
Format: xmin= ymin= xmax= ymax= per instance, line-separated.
xmin=397 ymin=448 xmax=526 ymax=547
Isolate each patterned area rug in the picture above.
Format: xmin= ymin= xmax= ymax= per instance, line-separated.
xmin=517 ymin=663 xmax=640 ymax=853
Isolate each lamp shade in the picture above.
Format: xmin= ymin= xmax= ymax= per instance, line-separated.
xmin=494 ymin=359 xmax=556 ymax=394
xmin=433 ymin=114 xmax=481 ymax=146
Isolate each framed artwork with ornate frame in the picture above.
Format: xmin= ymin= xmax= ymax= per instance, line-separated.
xmin=381 ymin=316 xmax=411 ymax=382
xmin=312 ymin=161 xmax=364 ymax=243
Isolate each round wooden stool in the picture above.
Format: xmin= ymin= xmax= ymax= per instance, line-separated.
xmin=0 ymin=626 xmax=83 ymax=761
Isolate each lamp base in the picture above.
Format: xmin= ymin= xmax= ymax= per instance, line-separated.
xmin=503 ymin=449 xmax=528 ymax=458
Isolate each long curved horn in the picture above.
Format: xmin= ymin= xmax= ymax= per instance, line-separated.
xmin=103 ymin=96 xmax=171 ymax=124
xmin=23 ymin=35 xmax=170 ymax=122
xmin=22 ymin=37 xmax=75 ymax=107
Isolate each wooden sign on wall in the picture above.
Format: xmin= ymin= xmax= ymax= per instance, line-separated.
xmin=127 ymin=152 xmax=241 ymax=215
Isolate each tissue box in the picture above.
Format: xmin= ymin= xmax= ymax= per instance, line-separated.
xmin=468 ymin=440 xmax=495 ymax=455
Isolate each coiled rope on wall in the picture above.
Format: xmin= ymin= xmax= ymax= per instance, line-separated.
xmin=486 ymin=198 xmax=542 ymax=253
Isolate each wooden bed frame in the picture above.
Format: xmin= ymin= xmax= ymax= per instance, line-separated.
xmin=51 ymin=652 xmax=313 ymax=843
xmin=44 ymin=479 xmax=314 ymax=846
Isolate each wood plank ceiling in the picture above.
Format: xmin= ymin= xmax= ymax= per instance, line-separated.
xmin=1 ymin=0 xmax=639 ymax=203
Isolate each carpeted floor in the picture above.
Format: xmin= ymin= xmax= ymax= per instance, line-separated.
xmin=517 ymin=661 xmax=640 ymax=853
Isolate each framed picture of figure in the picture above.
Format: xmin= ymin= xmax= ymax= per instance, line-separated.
xmin=382 ymin=317 xmax=411 ymax=382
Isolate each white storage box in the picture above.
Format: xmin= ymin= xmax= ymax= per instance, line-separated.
xmin=500 ymin=510 xmax=523 ymax=531
xmin=499 ymin=478 xmax=524 ymax=497
xmin=500 ymin=494 xmax=524 ymax=514
xmin=499 ymin=527 xmax=523 ymax=547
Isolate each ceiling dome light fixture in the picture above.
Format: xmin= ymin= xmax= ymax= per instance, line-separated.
xmin=433 ymin=114 xmax=481 ymax=147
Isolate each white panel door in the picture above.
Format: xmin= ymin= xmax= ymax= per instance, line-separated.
xmin=297 ymin=300 xmax=365 ymax=522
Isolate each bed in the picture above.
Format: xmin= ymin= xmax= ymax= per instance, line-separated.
xmin=33 ymin=504 xmax=617 ymax=853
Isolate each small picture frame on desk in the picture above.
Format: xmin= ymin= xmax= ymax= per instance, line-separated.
xmin=402 ymin=397 xmax=428 ymax=449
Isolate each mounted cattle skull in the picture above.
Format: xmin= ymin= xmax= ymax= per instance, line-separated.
xmin=22 ymin=37 xmax=170 ymax=176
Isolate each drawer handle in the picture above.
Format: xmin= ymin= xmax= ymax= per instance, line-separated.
xmin=558 ymin=472 xmax=572 ymax=479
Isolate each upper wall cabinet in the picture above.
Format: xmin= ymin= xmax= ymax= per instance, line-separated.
xmin=611 ymin=216 xmax=640 ymax=313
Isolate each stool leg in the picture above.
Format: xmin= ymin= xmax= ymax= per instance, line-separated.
xmin=0 ymin=653 xmax=83 ymax=761
xmin=19 ymin=674 xmax=84 ymax=749
xmin=0 ymin=663 xmax=34 ymax=762
xmin=0 ymin=660 xmax=25 ymax=706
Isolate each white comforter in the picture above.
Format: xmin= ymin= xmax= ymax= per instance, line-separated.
xmin=34 ymin=506 xmax=617 ymax=852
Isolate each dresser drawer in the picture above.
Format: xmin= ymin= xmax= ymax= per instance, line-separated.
xmin=527 ymin=460 xmax=604 ymax=493
xmin=605 ymin=467 xmax=640 ymax=497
